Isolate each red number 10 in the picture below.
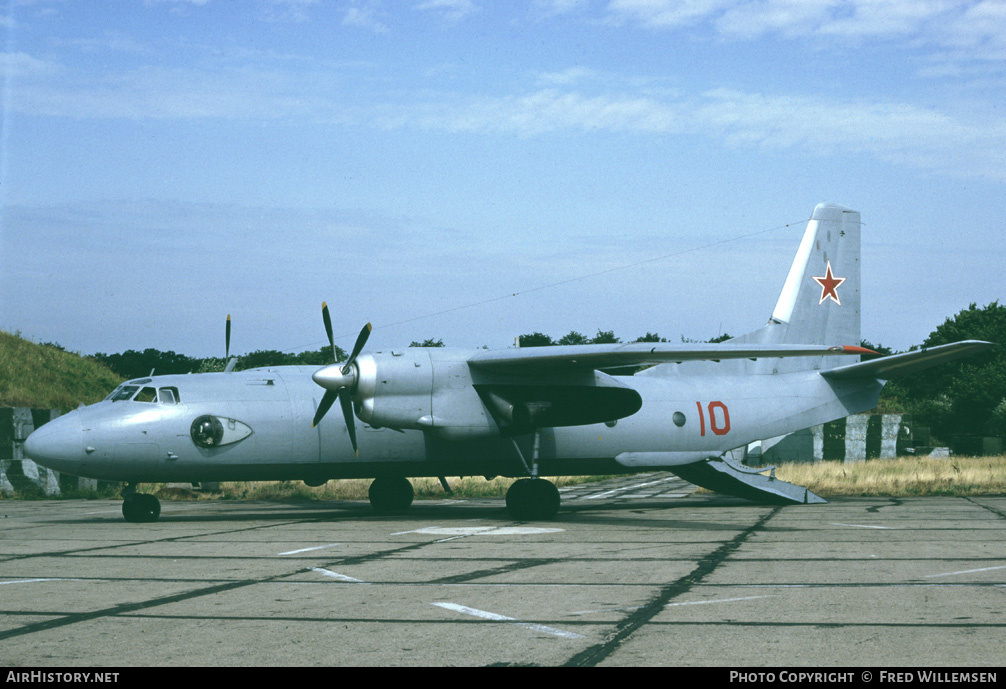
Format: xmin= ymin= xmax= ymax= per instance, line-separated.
xmin=696 ymin=401 xmax=731 ymax=436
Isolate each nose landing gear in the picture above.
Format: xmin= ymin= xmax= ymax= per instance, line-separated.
xmin=368 ymin=476 xmax=414 ymax=514
xmin=122 ymin=484 xmax=161 ymax=523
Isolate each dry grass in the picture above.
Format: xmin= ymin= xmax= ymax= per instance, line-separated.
xmin=7 ymin=457 xmax=1005 ymax=503
xmin=770 ymin=454 xmax=1006 ymax=497
xmin=150 ymin=457 xmax=1006 ymax=501
xmin=147 ymin=475 xmax=618 ymax=502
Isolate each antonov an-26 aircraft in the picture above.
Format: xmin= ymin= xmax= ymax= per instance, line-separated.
xmin=25 ymin=204 xmax=993 ymax=522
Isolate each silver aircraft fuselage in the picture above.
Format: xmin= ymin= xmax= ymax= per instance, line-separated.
xmin=24 ymin=347 xmax=881 ymax=485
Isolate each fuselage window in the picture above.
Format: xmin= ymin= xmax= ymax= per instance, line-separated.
xmin=134 ymin=387 xmax=158 ymax=403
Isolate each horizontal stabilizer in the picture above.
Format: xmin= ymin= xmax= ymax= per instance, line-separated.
xmin=820 ymin=340 xmax=996 ymax=381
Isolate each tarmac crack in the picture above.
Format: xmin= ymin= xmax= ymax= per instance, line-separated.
xmin=0 ymin=517 xmax=340 ymax=563
xmin=427 ymin=558 xmax=563 ymax=585
xmin=560 ymin=506 xmax=780 ymax=667
xmin=0 ymin=539 xmax=431 ymax=642
xmin=965 ymin=496 xmax=1006 ymax=519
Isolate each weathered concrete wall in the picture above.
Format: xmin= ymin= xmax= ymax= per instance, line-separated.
xmin=759 ymin=414 xmax=907 ymax=464
xmin=0 ymin=407 xmax=98 ymax=497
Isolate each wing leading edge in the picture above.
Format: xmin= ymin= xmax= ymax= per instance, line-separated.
xmin=468 ymin=342 xmax=876 ymax=373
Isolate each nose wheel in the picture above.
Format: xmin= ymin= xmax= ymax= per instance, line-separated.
xmin=368 ymin=477 xmax=414 ymax=514
xmin=122 ymin=485 xmax=161 ymax=523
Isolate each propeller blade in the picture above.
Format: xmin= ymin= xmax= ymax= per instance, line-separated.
xmin=225 ymin=314 xmax=232 ymax=359
xmin=343 ymin=322 xmax=372 ymax=374
xmin=311 ymin=305 xmax=370 ymax=447
xmin=312 ymin=389 xmax=338 ymax=428
xmin=322 ymin=302 xmax=336 ymax=363
xmin=340 ymin=391 xmax=358 ymax=455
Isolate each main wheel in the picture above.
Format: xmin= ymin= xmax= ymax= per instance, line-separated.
xmin=505 ymin=478 xmax=560 ymax=521
xmin=369 ymin=477 xmax=414 ymax=514
xmin=122 ymin=493 xmax=161 ymax=523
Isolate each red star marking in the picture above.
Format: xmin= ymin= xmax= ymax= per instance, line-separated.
xmin=812 ymin=261 xmax=846 ymax=305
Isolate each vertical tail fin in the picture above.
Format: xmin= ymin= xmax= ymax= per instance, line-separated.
xmin=733 ymin=203 xmax=861 ymax=369
xmin=771 ymin=203 xmax=860 ymax=345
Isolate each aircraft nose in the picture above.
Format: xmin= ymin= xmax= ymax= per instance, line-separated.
xmin=23 ymin=413 xmax=84 ymax=473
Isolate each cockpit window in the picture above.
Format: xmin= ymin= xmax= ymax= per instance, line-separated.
xmin=107 ymin=385 xmax=140 ymax=402
xmin=105 ymin=384 xmax=181 ymax=403
xmin=134 ymin=387 xmax=158 ymax=403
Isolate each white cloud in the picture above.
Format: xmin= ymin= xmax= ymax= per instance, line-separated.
xmin=716 ymin=0 xmax=839 ymax=38
xmin=383 ymin=84 xmax=1005 ymax=179
xmin=606 ymin=0 xmax=734 ymax=28
xmin=536 ymin=66 xmax=604 ymax=85
xmin=601 ymin=1 xmax=1006 ymax=83
xmin=533 ymin=0 xmax=591 ymax=18
xmin=0 ymin=51 xmax=63 ymax=79
xmin=258 ymin=0 xmax=320 ymax=22
xmin=815 ymin=0 xmax=960 ymax=39
xmin=342 ymin=2 xmax=390 ymax=33
xmin=416 ymin=0 xmax=479 ymax=23
xmin=607 ymin=0 xmax=1006 ymax=54
xmin=7 ymin=42 xmax=1003 ymax=180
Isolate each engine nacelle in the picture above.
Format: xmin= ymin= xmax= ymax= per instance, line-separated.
xmin=346 ymin=347 xmax=643 ymax=440
xmin=353 ymin=350 xmax=433 ymax=430
xmin=351 ymin=348 xmax=502 ymax=440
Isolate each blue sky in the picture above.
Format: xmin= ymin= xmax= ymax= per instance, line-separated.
xmin=1 ymin=0 xmax=1003 ymax=358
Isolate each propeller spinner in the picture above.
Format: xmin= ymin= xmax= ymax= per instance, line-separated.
xmin=311 ymin=302 xmax=372 ymax=456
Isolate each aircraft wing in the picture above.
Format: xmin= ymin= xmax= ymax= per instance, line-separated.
xmin=820 ymin=340 xmax=996 ymax=380
xmin=468 ymin=342 xmax=875 ymax=373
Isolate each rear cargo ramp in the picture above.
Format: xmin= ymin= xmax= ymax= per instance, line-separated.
xmin=671 ymin=455 xmax=826 ymax=505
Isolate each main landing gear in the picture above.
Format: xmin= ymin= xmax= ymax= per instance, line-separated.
xmin=122 ymin=484 xmax=161 ymax=523
xmin=503 ymin=430 xmax=561 ymax=521
xmin=505 ymin=478 xmax=560 ymax=521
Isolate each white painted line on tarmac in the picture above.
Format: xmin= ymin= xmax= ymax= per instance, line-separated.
xmin=626 ymin=493 xmax=690 ymax=498
xmin=569 ymin=604 xmax=641 ymax=616
xmin=0 ymin=578 xmax=83 ymax=585
xmin=310 ymin=567 xmax=367 ymax=583
xmin=924 ymin=565 xmax=1006 ymax=578
xmin=393 ymin=526 xmax=564 ymax=537
xmin=581 ymin=477 xmax=684 ymax=500
xmin=433 ymin=602 xmax=584 ymax=639
xmin=279 ymin=543 xmax=340 ymax=555
xmin=830 ymin=523 xmax=892 ymax=529
xmin=571 ymin=594 xmax=774 ymax=616
xmin=665 ymin=595 xmax=775 ymax=607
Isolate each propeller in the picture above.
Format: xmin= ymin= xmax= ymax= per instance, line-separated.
xmin=223 ymin=314 xmax=238 ymax=373
xmin=311 ymin=302 xmax=372 ymax=456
